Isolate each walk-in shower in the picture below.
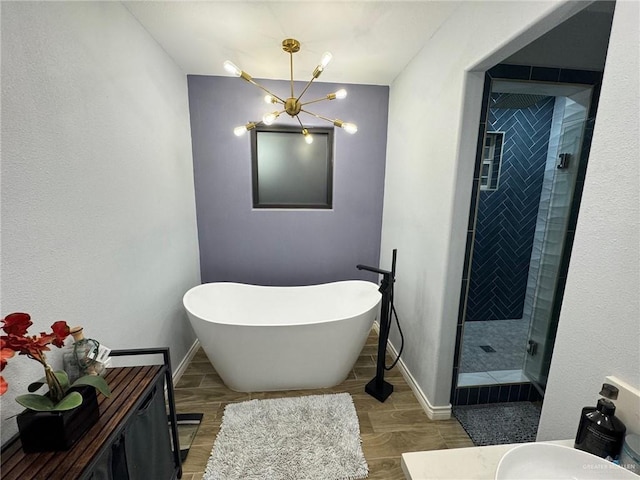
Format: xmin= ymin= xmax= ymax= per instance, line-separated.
xmin=451 ymin=64 xmax=604 ymax=408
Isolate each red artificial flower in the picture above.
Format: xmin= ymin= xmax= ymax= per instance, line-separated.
xmin=0 ymin=338 xmax=13 ymax=395
xmin=0 ymin=315 xmax=72 ymax=396
xmin=1 ymin=313 xmax=32 ymax=336
xmin=0 ymin=339 xmax=15 ymax=372
xmin=51 ymin=321 xmax=70 ymax=348
xmin=29 ymin=334 xmax=54 ymax=357
xmin=1 ymin=334 xmax=32 ymax=355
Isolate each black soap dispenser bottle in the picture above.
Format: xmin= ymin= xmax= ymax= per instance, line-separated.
xmin=575 ymin=383 xmax=627 ymax=461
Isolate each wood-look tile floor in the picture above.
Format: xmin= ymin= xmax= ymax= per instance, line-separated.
xmin=174 ymin=330 xmax=474 ymax=480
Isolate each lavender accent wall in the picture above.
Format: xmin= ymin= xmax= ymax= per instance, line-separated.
xmin=187 ymin=75 xmax=389 ymax=286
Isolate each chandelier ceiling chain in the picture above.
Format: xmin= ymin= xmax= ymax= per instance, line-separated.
xmin=224 ymin=38 xmax=357 ymax=144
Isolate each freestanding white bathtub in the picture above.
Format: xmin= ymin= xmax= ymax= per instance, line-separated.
xmin=183 ymin=281 xmax=381 ymax=392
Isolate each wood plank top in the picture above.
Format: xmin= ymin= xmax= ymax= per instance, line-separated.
xmin=1 ymin=366 xmax=164 ymax=480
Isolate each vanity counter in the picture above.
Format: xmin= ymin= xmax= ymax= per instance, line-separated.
xmin=402 ymin=439 xmax=573 ymax=479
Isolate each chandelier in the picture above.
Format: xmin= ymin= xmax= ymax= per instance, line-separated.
xmin=224 ymin=38 xmax=357 ymax=144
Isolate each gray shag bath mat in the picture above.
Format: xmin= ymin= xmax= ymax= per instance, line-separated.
xmin=452 ymin=402 xmax=541 ymax=446
xmin=204 ymin=393 xmax=368 ymax=480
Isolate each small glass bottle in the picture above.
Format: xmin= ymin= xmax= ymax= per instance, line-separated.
xmin=63 ymin=326 xmax=104 ymax=382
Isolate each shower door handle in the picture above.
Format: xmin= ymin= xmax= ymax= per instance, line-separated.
xmin=557 ymin=153 xmax=571 ymax=169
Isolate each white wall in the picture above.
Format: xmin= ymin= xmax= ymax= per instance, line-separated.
xmin=380 ymin=0 xmax=587 ymax=409
xmin=537 ymin=0 xmax=640 ymax=440
xmin=0 ymin=2 xmax=201 ymax=443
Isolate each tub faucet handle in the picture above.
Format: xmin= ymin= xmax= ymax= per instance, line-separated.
xmin=379 ymin=278 xmax=393 ymax=295
xmin=356 ymin=264 xmax=394 ymax=294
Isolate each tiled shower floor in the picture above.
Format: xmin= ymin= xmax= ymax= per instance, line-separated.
xmin=460 ymin=319 xmax=530 ymax=373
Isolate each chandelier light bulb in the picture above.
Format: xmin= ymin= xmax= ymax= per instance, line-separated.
xmin=262 ymin=112 xmax=277 ymax=125
xmin=223 ymin=60 xmax=242 ymax=77
xmin=342 ymin=122 xmax=358 ymax=134
xmin=320 ymin=52 xmax=333 ymax=68
xmin=335 ymin=89 xmax=347 ymax=99
xmin=233 ymin=125 xmax=248 ymax=136
xmin=264 ymin=95 xmax=276 ymax=104
xmin=302 ymin=129 xmax=313 ymax=144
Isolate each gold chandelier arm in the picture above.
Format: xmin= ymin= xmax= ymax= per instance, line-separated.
xmin=246 ymin=77 xmax=285 ymax=104
xmin=300 ymin=95 xmax=333 ymax=107
xmin=296 ymin=77 xmax=317 ymax=103
xmin=301 ymin=109 xmax=357 ymax=134
xmin=300 ymin=108 xmax=334 ymax=125
xmin=290 ymin=52 xmax=295 ymax=99
xmin=297 ymin=58 xmax=328 ymax=102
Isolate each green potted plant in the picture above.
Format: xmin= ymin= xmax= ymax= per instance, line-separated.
xmin=1 ymin=313 xmax=111 ymax=452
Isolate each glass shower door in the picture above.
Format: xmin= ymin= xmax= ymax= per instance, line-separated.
xmin=524 ymin=95 xmax=590 ymax=392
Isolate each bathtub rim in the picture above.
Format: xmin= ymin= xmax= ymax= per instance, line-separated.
xmin=183 ymin=280 xmax=381 ymax=328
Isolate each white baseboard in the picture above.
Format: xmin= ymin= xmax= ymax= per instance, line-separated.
xmin=172 ymin=338 xmax=200 ymax=385
xmin=372 ymin=321 xmax=452 ymax=420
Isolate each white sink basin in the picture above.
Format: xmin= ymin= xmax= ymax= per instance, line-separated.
xmin=496 ymin=443 xmax=639 ymax=479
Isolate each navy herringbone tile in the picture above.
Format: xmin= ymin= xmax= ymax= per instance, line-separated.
xmin=466 ymin=94 xmax=555 ymax=322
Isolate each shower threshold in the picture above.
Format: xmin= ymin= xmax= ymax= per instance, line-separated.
xmin=458 ymin=369 xmax=529 ymax=387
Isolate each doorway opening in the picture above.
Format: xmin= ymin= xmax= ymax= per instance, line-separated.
xmin=458 ymin=67 xmax=602 ymax=394
xmin=451 ymin=64 xmax=604 ymax=445
xmin=461 ymin=79 xmax=594 ymax=391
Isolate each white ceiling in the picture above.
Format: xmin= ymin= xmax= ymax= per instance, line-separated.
xmin=123 ymin=1 xmax=462 ymax=86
